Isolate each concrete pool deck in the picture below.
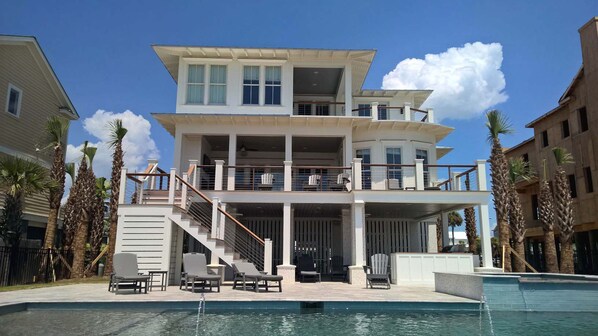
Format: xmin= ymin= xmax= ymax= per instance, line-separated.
xmin=0 ymin=281 xmax=477 ymax=306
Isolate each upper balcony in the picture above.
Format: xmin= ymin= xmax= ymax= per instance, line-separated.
xmin=292 ymin=101 xmax=434 ymax=123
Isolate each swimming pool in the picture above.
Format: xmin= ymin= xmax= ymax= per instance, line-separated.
xmin=1 ymin=304 xmax=597 ymax=335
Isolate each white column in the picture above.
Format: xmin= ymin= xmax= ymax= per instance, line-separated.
xmin=404 ymin=102 xmax=411 ymax=121
xmin=227 ymin=134 xmax=237 ymax=190
xmin=452 ymin=172 xmax=461 ymax=191
xmin=344 ymin=64 xmax=352 ymax=116
xmin=285 ymin=134 xmax=292 ymax=161
xmin=352 ymin=158 xmax=362 ymax=190
xmin=118 ymin=168 xmax=128 ymax=204
xmin=352 ymin=201 xmax=366 ymax=266
xmin=441 ymin=212 xmax=450 ymax=247
xmin=218 ymin=203 xmax=227 ymax=240
xmin=478 ymin=204 xmax=493 ymax=268
xmin=181 ymin=172 xmax=188 ymax=208
xmin=147 ymin=158 xmax=158 ymax=189
xmin=189 ymin=159 xmax=198 ymax=189
xmin=371 ymin=102 xmax=379 ymax=121
xmin=344 ymin=134 xmax=353 ymax=167
xmin=284 ymin=161 xmax=292 ymax=191
xmin=415 ymin=158 xmax=425 ymax=190
xmin=476 ymin=159 xmax=487 ymax=191
xmin=211 ymin=197 xmax=220 ymax=240
xmin=214 ymin=160 xmax=224 ymax=191
xmin=427 ymin=108 xmax=435 ymax=123
xmin=342 ymin=208 xmax=352 ymax=265
xmin=173 ymin=130 xmax=183 ymax=171
xmin=282 ymin=202 xmax=292 ymax=265
xmin=264 ymin=238 xmax=273 ymax=275
xmin=168 ymin=168 xmax=177 ymax=204
xmin=427 ymin=221 xmax=438 ymax=253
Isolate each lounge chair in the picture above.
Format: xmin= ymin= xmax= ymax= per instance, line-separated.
xmin=111 ymin=253 xmax=150 ymax=294
xmin=363 ymin=253 xmax=391 ymax=289
xmin=258 ymin=173 xmax=274 ymax=190
xmin=181 ymin=253 xmax=221 ymax=293
xmin=329 ymin=255 xmax=347 ymax=281
xmin=330 ymin=173 xmax=350 ymax=191
xmin=303 ymin=174 xmax=321 ymax=191
xmin=232 ymin=262 xmax=283 ymax=292
xmin=298 ymin=254 xmax=321 ymax=282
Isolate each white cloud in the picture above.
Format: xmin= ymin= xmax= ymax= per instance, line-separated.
xmin=66 ymin=110 xmax=160 ymax=180
xmin=382 ymin=42 xmax=508 ymax=121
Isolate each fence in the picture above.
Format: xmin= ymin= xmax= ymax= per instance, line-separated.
xmin=0 ymin=246 xmax=52 ymax=286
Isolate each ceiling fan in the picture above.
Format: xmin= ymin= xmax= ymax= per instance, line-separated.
xmin=238 ymin=143 xmax=258 ymax=156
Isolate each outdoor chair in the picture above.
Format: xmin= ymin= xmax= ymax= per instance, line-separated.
xmin=181 ymin=253 xmax=221 ymax=293
xmin=232 ymin=262 xmax=283 ymax=292
xmin=258 ymin=173 xmax=274 ymax=190
xmin=387 ymin=178 xmax=402 ymax=190
xmin=303 ymin=174 xmax=321 ymax=191
xmin=297 ymin=254 xmax=321 ymax=282
xmin=330 ymin=173 xmax=350 ymax=191
xmin=329 ymin=255 xmax=347 ymax=281
xmin=111 ymin=253 xmax=150 ymax=294
xmin=363 ymin=253 xmax=391 ymax=289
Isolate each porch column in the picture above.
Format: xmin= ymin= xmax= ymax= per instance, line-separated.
xmin=285 ymin=134 xmax=292 ymax=161
xmin=342 ymin=208 xmax=352 ymax=265
xmin=227 ymin=134 xmax=236 ymax=190
xmin=118 ymin=168 xmax=127 ymax=204
xmin=344 ymin=133 xmax=353 ymax=167
xmin=427 ymin=108 xmax=435 ymax=123
xmin=475 ymin=159 xmax=497 ymax=270
xmin=371 ymin=102 xmax=379 ymax=121
xmin=352 ymin=158 xmax=362 ymax=190
xmin=277 ymin=202 xmax=296 ymax=284
xmin=344 ymin=64 xmax=352 ymax=116
xmin=408 ymin=221 xmax=422 ymax=252
xmin=188 ymin=159 xmax=198 ymax=189
xmin=349 ymin=200 xmax=367 ymax=287
xmin=415 ymin=159 xmax=425 ymax=190
xmin=441 ymin=212 xmax=450 ymax=247
xmin=209 ymin=202 xmax=226 ymax=281
xmin=284 ymin=161 xmax=292 ymax=191
xmin=404 ymin=102 xmax=411 ymax=121
xmin=214 ymin=160 xmax=224 ymax=191
xmin=426 ymin=221 xmax=438 ymax=253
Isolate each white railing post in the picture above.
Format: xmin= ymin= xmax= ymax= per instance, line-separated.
xmin=147 ymin=158 xmax=158 ymax=189
xmin=118 ymin=168 xmax=128 ymax=204
xmin=352 ymin=158 xmax=362 ymax=190
xmin=415 ymin=159 xmax=425 ymax=190
xmin=451 ymin=171 xmax=461 ymax=191
xmin=476 ymin=159 xmax=487 ymax=191
xmin=371 ymin=102 xmax=379 ymax=121
xmin=168 ymin=168 xmax=177 ymax=204
xmin=214 ymin=160 xmax=224 ymax=191
xmin=264 ymin=238 xmax=273 ymax=274
xmin=284 ymin=161 xmax=292 ymax=191
xmin=211 ymin=197 xmax=220 ymax=239
xmin=404 ymin=102 xmax=411 ymax=121
xmin=188 ymin=159 xmax=198 ymax=189
xmin=427 ymin=108 xmax=435 ymax=123
xmin=181 ymin=172 xmax=188 ymax=208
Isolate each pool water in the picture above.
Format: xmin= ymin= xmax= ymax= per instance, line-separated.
xmin=1 ymin=309 xmax=597 ymax=335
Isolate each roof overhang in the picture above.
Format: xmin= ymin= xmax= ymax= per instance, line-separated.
xmin=0 ymin=35 xmax=78 ymax=120
xmin=152 ymin=45 xmax=376 ymax=94
xmin=354 ymin=89 xmax=432 ymax=109
xmin=436 ymin=146 xmax=453 ymax=159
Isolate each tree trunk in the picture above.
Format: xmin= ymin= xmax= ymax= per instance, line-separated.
xmin=464 ymin=207 xmax=477 ymax=253
xmin=543 ymin=229 xmax=559 ymax=273
xmin=43 ymin=207 xmax=60 ymax=249
xmin=512 ymin=240 xmax=526 ymax=272
xmin=559 ymin=238 xmax=575 ymax=274
xmin=436 ymin=217 xmax=443 ymax=252
xmin=498 ymin=218 xmax=512 ymax=272
xmin=71 ymin=212 xmax=89 ymax=279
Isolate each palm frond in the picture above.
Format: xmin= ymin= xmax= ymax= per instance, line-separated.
xmin=0 ymin=156 xmax=49 ymax=196
xmin=108 ymin=119 xmax=128 ymax=148
xmin=508 ymin=157 xmax=535 ymax=183
xmin=85 ymin=146 xmax=98 ymax=168
xmin=552 ymin=147 xmax=574 ymax=166
xmin=65 ymin=162 xmax=76 ymax=182
xmin=485 ymin=110 xmax=514 ymax=142
xmin=45 ymin=116 xmax=69 ymax=148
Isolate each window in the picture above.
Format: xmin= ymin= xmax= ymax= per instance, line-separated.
xmin=522 ymin=153 xmax=529 ymax=163
xmin=6 ymin=84 xmax=22 ymax=116
xmin=386 ymin=148 xmax=402 ymax=184
xmin=209 ymin=65 xmax=227 ymax=105
xmin=265 ymin=66 xmax=281 ymax=105
xmin=356 ymin=148 xmax=371 ymax=189
xmin=315 ymin=104 xmax=329 ymax=116
xmin=579 ymin=107 xmax=588 ymax=132
xmin=568 ymin=174 xmax=577 ymax=198
xmin=584 ymin=167 xmax=594 ymax=193
xmin=416 ymin=149 xmax=429 ymax=185
xmin=541 ymin=130 xmax=549 ymax=147
xmin=378 ymin=104 xmax=388 ymax=120
xmin=243 ymin=66 xmax=260 ymax=105
xmin=562 ymin=120 xmax=570 ymax=138
xmin=186 ymin=65 xmax=205 ymax=104
xmin=531 ymin=194 xmax=539 ymax=220
xmin=298 ymin=104 xmax=312 ymax=115
xmin=357 ymin=104 xmax=371 ymax=117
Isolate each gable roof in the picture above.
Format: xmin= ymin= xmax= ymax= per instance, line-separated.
xmin=0 ymin=35 xmax=78 ymax=120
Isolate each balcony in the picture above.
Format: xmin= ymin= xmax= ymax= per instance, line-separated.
xmin=292 ymin=101 xmax=435 ymax=123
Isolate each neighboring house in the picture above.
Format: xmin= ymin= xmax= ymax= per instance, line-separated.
xmin=505 ymin=17 xmax=598 ymax=274
xmin=115 ymin=44 xmax=494 ymax=285
xmin=0 ymin=35 xmax=78 ymax=246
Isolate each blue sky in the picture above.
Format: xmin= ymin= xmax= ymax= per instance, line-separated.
xmin=1 ymin=1 xmax=597 ymax=226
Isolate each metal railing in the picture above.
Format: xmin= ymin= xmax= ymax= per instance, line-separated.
xmin=291 ymin=166 xmax=352 ymax=191
xmin=362 ymin=164 xmax=416 ymax=190
xmin=226 ymin=165 xmax=285 ymax=191
xmin=293 ymin=101 xmax=345 ymax=116
xmin=432 ymin=165 xmax=479 ymax=191
xmin=0 ymin=247 xmax=52 ymax=286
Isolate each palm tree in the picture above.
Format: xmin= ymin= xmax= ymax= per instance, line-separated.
xmin=436 ymin=216 xmax=443 ymax=251
xmin=507 ymin=157 xmax=534 ymax=272
xmin=70 ymin=143 xmax=97 ymax=278
xmin=486 ymin=110 xmax=514 ymax=272
xmin=448 ymin=211 xmax=463 ymax=245
xmin=464 ymin=178 xmax=477 ymax=253
xmin=105 ymin=119 xmax=127 ymax=275
xmin=553 ymin=147 xmax=576 ymax=274
xmin=0 ymin=157 xmax=49 ymax=247
xmin=538 ymin=159 xmax=559 ymax=273
xmin=86 ymin=177 xmax=110 ymax=277
xmin=42 ymin=116 xmax=69 ymax=250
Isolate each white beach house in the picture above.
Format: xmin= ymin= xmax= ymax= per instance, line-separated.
xmin=115 ymin=46 xmax=495 ymax=286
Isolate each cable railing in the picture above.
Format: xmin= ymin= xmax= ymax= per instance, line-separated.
xmin=292 ymin=101 xmax=345 ymax=116
xmin=361 ymin=164 xmax=416 ymax=190
xmin=225 ymin=165 xmax=285 ymax=191
xmin=432 ymin=165 xmax=479 ymax=191
xmin=291 ymin=166 xmax=352 ymax=191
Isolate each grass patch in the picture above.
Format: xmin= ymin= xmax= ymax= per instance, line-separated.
xmin=0 ymin=276 xmax=109 ymax=292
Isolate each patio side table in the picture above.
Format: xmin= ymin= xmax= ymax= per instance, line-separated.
xmin=148 ymin=270 xmax=168 ymax=291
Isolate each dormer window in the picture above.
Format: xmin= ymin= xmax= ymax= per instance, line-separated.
xmin=186 ymin=64 xmax=227 ymax=105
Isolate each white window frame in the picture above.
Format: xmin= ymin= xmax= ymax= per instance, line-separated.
xmin=208 ymin=65 xmax=227 ymax=105
xmin=5 ymin=83 xmax=23 ymax=118
xmin=264 ymin=66 xmax=282 ymax=106
xmin=186 ymin=64 xmax=205 ymax=105
xmin=242 ymin=65 xmax=261 ymax=106
xmin=238 ymin=60 xmax=286 ymax=106
xmin=183 ymin=59 xmax=230 ymax=106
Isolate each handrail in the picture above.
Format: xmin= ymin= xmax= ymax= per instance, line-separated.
xmin=363 ymin=163 xmax=416 ymax=168
xmin=176 ymin=175 xmax=265 ymax=246
xmin=292 ymin=165 xmax=351 ymax=169
xmin=294 ymin=101 xmax=345 ymax=105
xmin=224 ymin=165 xmax=284 ymax=169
